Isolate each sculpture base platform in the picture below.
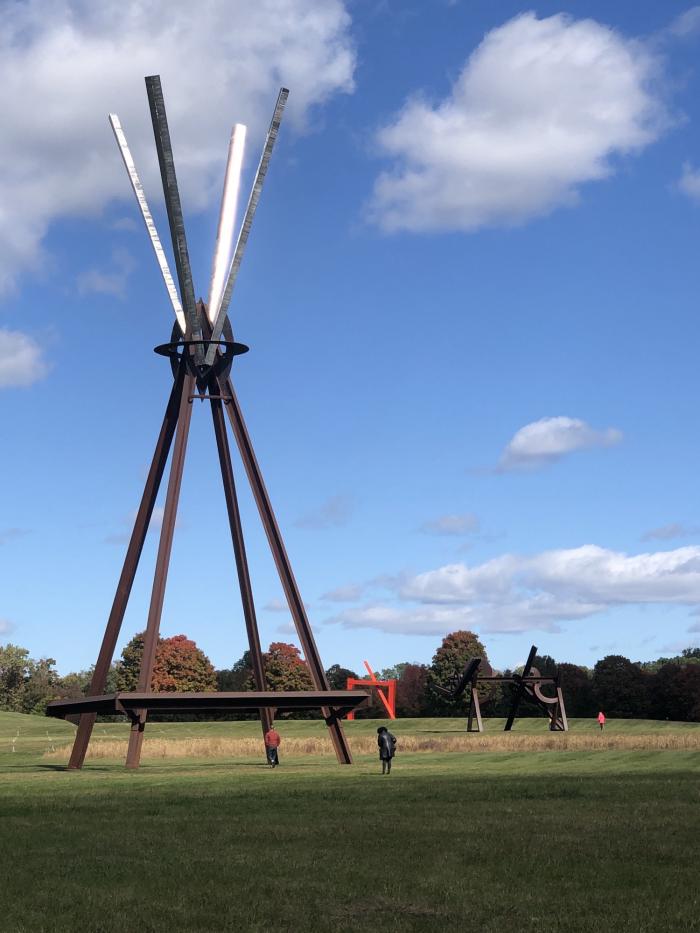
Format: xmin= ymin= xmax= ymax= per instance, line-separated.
xmin=46 ymin=690 xmax=370 ymax=722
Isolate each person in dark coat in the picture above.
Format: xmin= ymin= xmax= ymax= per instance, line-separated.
xmin=377 ymin=725 xmax=396 ymax=774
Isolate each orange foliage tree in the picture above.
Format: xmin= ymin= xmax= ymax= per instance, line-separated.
xmin=116 ymin=632 xmax=217 ymax=692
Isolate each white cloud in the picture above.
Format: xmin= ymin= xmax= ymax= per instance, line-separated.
xmin=0 ymin=619 xmax=12 ymax=636
xmin=369 ymin=12 xmax=664 ymax=233
xmin=0 ymin=328 xmax=49 ymax=388
xmin=679 ymin=162 xmax=700 ymax=202
xmin=667 ymin=6 xmax=700 ymax=39
xmin=263 ymin=599 xmax=289 ymax=613
xmin=327 ymin=544 xmax=700 ymax=636
xmin=295 ymin=494 xmax=353 ymax=529
xmin=77 ymin=247 xmax=136 ymax=299
xmin=641 ymin=522 xmax=700 ymax=542
xmin=419 ymin=512 xmax=479 ymax=536
xmin=321 ymin=583 xmax=364 ymax=602
xmin=0 ymin=0 xmax=355 ymax=292
xmin=499 ymin=416 xmax=622 ymax=471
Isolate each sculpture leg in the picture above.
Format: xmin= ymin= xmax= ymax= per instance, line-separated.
xmin=68 ymin=364 xmax=187 ymax=769
xmin=126 ymin=372 xmax=196 ymax=769
xmin=210 ymin=383 xmax=272 ymax=738
xmin=224 ymin=378 xmax=353 ymax=764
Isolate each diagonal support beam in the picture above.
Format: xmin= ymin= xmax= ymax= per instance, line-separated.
xmin=68 ymin=362 xmax=188 ymax=769
xmin=125 ymin=370 xmax=196 ymax=769
xmin=209 ymin=376 xmax=272 ymax=739
xmin=222 ymin=374 xmax=353 ymax=763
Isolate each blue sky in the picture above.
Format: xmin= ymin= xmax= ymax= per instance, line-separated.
xmin=3 ymin=0 xmax=700 ymax=676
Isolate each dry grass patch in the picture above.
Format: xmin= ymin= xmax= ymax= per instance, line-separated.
xmin=44 ymin=730 xmax=700 ymax=762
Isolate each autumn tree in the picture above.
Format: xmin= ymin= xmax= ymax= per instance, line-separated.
xmin=116 ymin=632 xmax=217 ymax=692
xmin=257 ymin=642 xmax=314 ymax=691
xmin=427 ymin=631 xmax=495 ymax=715
xmin=395 ymin=663 xmax=429 ymax=716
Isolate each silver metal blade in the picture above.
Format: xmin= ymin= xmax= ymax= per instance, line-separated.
xmin=109 ymin=114 xmax=186 ymax=334
xmin=145 ymin=75 xmax=203 ymax=361
xmin=206 ymin=123 xmax=247 ymax=325
xmin=205 ymin=88 xmax=289 ymax=366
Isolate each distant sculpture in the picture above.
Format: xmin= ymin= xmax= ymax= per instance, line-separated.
xmin=436 ymin=645 xmax=568 ymax=732
xmin=346 ymin=661 xmax=396 ymax=720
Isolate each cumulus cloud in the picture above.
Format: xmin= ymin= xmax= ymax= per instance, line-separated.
xmin=0 ymin=0 xmax=355 ymax=292
xmin=679 ymin=162 xmax=700 ymax=202
xmin=498 ymin=416 xmax=622 ymax=471
xmin=641 ymin=522 xmax=700 ymax=542
xmin=419 ymin=512 xmax=479 ymax=536
xmin=327 ymin=544 xmax=700 ymax=636
xmin=294 ymin=494 xmax=353 ymax=530
xmin=76 ymin=247 xmax=136 ymax=299
xmin=0 ymin=329 xmax=49 ymax=388
xmin=0 ymin=619 xmax=13 ymax=635
xmin=369 ymin=11 xmax=665 ymax=233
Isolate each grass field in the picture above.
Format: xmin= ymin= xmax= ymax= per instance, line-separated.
xmin=1 ymin=711 xmax=699 ymax=932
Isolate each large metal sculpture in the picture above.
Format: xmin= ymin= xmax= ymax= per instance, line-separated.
xmin=46 ymin=76 xmax=368 ymax=767
xmin=345 ymin=661 xmax=397 ymax=721
xmin=437 ymin=645 xmax=568 ymax=732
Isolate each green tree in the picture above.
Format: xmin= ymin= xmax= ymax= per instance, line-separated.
xmin=325 ymin=664 xmax=358 ymax=689
xmin=0 ymin=645 xmax=60 ymax=714
xmin=651 ymin=662 xmax=700 ymax=722
xmin=0 ymin=644 xmax=31 ymax=711
xmin=116 ymin=632 xmax=216 ymax=692
xmin=557 ymin=662 xmax=596 ymax=717
xmin=427 ymin=631 xmax=495 ymax=715
xmin=217 ymin=651 xmax=252 ymax=691
xmin=592 ymin=655 xmax=651 ymax=718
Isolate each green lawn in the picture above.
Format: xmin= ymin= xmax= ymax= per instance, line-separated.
xmin=1 ymin=711 xmax=699 ymax=931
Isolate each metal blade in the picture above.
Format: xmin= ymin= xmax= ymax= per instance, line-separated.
xmin=206 ymin=123 xmax=247 ymax=325
xmin=145 ymin=75 xmax=203 ymax=360
xmin=205 ymin=87 xmax=289 ymax=366
xmin=109 ymin=114 xmax=186 ymax=334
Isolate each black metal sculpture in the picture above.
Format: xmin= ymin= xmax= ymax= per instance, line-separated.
xmin=437 ymin=645 xmax=568 ymax=732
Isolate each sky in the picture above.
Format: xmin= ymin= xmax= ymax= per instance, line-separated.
xmin=3 ymin=0 xmax=700 ymax=677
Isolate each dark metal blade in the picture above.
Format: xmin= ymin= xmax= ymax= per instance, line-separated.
xmin=145 ymin=74 xmax=203 ymax=360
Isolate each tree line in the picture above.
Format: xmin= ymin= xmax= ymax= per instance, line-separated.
xmin=1 ymin=629 xmax=699 ymax=721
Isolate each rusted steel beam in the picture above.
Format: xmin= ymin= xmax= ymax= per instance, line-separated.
xmin=222 ymin=376 xmax=353 ymax=764
xmin=67 ymin=363 xmax=187 ymax=770
xmin=210 ymin=377 xmax=272 ymax=738
xmin=48 ymin=691 xmax=370 ymax=718
xmin=126 ymin=370 xmax=196 ymax=769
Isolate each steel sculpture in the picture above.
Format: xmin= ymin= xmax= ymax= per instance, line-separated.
xmin=345 ymin=661 xmax=397 ymax=721
xmin=436 ymin=645 xmax=568 ymax=733
xmin=46 ymin=76 xmax=368 ymax=768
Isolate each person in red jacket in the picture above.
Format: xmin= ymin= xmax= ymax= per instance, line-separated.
xmin=264 ymin=725 xmax=281 ymax=767
xmin=597 ymin=711 xmax=606 ymax=731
